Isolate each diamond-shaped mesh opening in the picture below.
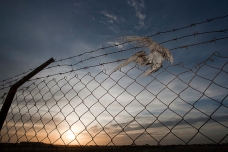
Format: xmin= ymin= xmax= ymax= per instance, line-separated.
xmin=114 ymin=110 xmax=132 ymax=125
xmin=92 ymin=86 xmax=107 ymax=99
xmin=146 ymin=80 xmax=166 ymax=95
xmin=123 ymin=122 xmax=144 ymax=140
xmin=146 ymin=98 xmax=167 ymax=117
xmin=157 ymin=88 xmax=178 ymax=105
xmin=167 ymin=77 xmax=188 ymax=94
xmin=136 ymin=89 xmax=155 ymax=106
xmin=146 ymin=120 xmax=171 ymax=142
xmin=159 ymin=133 xmax=186 ymax=145
xmin=107 ymin=101 xmax=124 ymax=117
xmin=125 ymin=100 xmax=144 ymax=117
xmin=1 ymin=52 xmax=228 ymax=152
xmin=96 ymin=111 xmax=113 ymax=126
xmin=199 ymin=119 xmax=228 ymax=143
xmin=83 ymin=94 xmax=98 ymax=108
xmin=86 ymin=79 xmax=100 ymax=92
xmin=194 ymin=96 xmax=220 ymax=116
xmin=112 ymin=132 xmax=133 ymax=145
xmin=89 ymin=102 xmax=105 ymax=117
xmin=197 ymin=65 xmax=221 ymax=80
xmin=74 ymin=103 xmax=88 ymax=117
xmin=184 ymin=108 xmax=208 ymax=129
xmin=100 ymin=77 xmax=116 ymax=90
xmin=107 ymin=84 xmax=125 ymax=98
xmin=169 ymin=98 xmax=192 ymax=117
xmin=116 ymin=92 xmax=134 ymax=107
xmin=98 ymin=93 xmax=115 ymax=107
xmin=178 ymin=71 xmax=195 ymax=84
xmin=135 ymin=109 xmax=157 ymax=129
xmin=93 ymin=130 xmax=111 ymax=145
xmin=173 ymin=120 xmax=198 ymax=142
xmin=79 ymin=111 xmax=95 ymax=126
xmin=117 ymin=75 xmax=135 ymax=88
xmin=126 ymin=82 xmax=144 ymax=95
xmin=158 ymin=109 xmax=182 ymax=129
xmin=156 ymin=70 xmax=176 ymax=85
xmin=211 ymin=106 xmax=228 ymax=127
xmin=205 ymin=83 xmax=228 ymax=103
xmin=180 ymin=87 xmax=202 ymax=105
xmin=65 ymin=89 xmax=77 ymax=101
xmin=189 ymin=75 xmax=212 ymax=93
xmin=94 ymin=72 xmax=109 ymax=84
xmin=127 ymin=66 xmax=144 ymax=79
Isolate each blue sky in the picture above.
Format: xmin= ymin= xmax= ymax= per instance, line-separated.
xmin=0 ymin=0 xmax=228 ymax=79
xmin=0 ymin=0 xmax=228 ymax=146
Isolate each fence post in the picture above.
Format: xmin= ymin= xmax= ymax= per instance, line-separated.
xmin=0 ymin=58 xmax=55 ymax=131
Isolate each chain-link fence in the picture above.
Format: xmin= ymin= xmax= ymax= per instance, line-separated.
xmin=1 ymin=14 xmax=228 ymax=152
xmin=0 ymin=51 xmax=228 ymax=152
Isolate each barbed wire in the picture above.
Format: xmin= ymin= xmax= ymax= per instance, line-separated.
xmin=53 ymin=14 xmax=228 ymax=63
xmin=1 ymin=28 xmax=228 ymax=89
xmin=1 ymin=34 xmax=228 ymax=91
xmin=1 ymin=14 xmax=228 ymax=85
xmin=160 ymin=29 xmax=228 ymax=44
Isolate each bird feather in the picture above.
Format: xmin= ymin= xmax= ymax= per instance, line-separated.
xmin=111 ymin=36 xmax=174 ymax=76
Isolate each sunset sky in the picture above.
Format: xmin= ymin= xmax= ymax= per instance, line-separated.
xmin=0 ymin=0 xmax=228 ymax=146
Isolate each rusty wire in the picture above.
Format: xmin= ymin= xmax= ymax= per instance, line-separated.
xmin=0 ymin=51 xmax=228 ymax=152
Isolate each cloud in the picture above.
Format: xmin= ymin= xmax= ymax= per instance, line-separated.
xmin=83 ymin=114 xmax=228 ymax=145
xmin=100 ymin=10 xmax=122 ymax=33
xmin=127 ymin=0 xmax=146 ymax=29
xmin=99 ymin=10 xmax=126 ymax=33
xmin=101 ymin=10 xmax=118 ymax=23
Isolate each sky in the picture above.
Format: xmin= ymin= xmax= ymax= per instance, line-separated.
xmin=0 ymin=0 xmax=228 ymax=146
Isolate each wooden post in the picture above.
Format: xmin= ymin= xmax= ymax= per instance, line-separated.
xmin=0 ymin=58 xmax=54 ymax=131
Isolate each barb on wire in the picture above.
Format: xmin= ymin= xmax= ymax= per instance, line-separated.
xmin=160 ymin=29 xmax=228 ymax=44
xmin=170 ymin=36 xmax=228 ymax=50
xmin=1 ymin=34 xmax=228 ymax=91
xmin=52 ymin=14 xmax=228 ymax=63
xmin=17 ymin=36 xmax=228 ymax=82
xmin=1 ymin=14 xmax=228 ymax=85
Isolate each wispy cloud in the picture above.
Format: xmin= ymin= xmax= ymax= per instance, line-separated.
xmin=101 ymin=10 xmax=118 ymax=23
xmin=99 ymin=10 xmax=120 ymax=33
xmin=127 ymin=0 xmax=146 ymax=29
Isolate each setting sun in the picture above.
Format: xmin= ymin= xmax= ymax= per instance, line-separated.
xmin=66 ymin=128 xmax=79 ymax=140
xmin=67 ymin=132 xmax=75 ymax=140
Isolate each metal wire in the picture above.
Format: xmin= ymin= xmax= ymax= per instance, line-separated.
xmin=1 ymin=35 xmax=228 ymax=91
xmin=1 ymin=14 xmax=228 ymax=86
xmin=0 ymin=51 xmax=228 ymax=152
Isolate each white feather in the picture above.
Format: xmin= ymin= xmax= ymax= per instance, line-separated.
xmin=111 ymin=36 xmax=174 ymax=76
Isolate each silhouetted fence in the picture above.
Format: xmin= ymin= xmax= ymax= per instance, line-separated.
xmin=0 ymin=14 xmax=228 ymax=152
xmin=0 ymin=51 xmax=227 ymax=152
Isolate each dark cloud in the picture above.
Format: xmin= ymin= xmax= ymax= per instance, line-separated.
xmin=89 ymin=115 xmax=228 ymax=135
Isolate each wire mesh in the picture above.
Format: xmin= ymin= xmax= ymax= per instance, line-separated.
xmin=0 ymin=51 xmax=228 ymax=152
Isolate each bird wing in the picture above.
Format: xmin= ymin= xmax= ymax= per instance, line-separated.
xmin=110 ymin=51 xmax=146 ymax=75
xmin=120 ymin=36 xmax=173 ymax=63
xmin=120 ymin=36 xmax=156 ymax=50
